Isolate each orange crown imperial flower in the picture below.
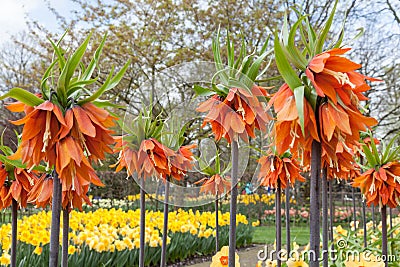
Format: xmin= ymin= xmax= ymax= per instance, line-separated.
xmin=196 ymin=174 xmax=231 ymax=196
xmin=269 ymin=83 xmax=319 ymax=158
xmin=197 ymin=86 xmax=271 ymax=143
xmin=169 ymin=144 xmax=197 ymax=181
xmin=1 ymin=32 xmax=129 ymax=210
xmin=353 ymin=133 xmax=400 ymax=208
xmin=353 ymin=161 xmax=400 ymax=208
xmin=10 ymin=100 xmax=66 ymax=168
xmin=258 ymin=153 xmax=305 ymax=189
xmin=194 ymin=30 xmax=272 ymax=144
xmin=305 ymin=48 xmax=381 ymax=105
xmin=113 ymin=137 xmax=175 ymax=180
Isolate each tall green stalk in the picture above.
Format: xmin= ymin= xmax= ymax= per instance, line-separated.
xmin=62 ymin=208 xmax=69 ymax=267
xmin=276 ymin=181 xmax=282 ymax=267
xmin=228 ymin=140 xmax=239 ymax=267
xmin=139 ymin=178 xmax=146 ymax=267
xmin=160 ymin=176 xmax=170 ymax=267
xmin=310 ymin=140 xmax=321 ymax=267
xmin=285 ymin=186 xmax=290 ymax=254
xmin=11 ymin=199 xmax=18 ymax=267
xmin=321 ymin=168 xmax=328 ymax=267
xmin=49 ymin=173 xmax=62 ymax=267
xmin=381 ymin=205 xmax=388 ymax=267
xmin=215 ymin=196 xmax=219 ymax=253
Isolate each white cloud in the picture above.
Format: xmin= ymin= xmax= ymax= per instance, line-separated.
xmin=0 ymin=0 xmax=42 ymax=42
xmin=0 ymin=0 xmax=74 ymax=44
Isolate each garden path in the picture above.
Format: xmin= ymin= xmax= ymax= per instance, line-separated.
xmin=187 ymin=244 xmax=267 ymax=267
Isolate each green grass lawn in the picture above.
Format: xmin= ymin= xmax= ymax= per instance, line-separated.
xmin=253 ymin=225 xmax=310 ymax=245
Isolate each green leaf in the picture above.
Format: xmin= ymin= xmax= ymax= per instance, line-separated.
xmin=47 ymin=37 xmax=66 ymax=71
xmin=4 ymin=158 xmax=26 ymax=169
xmin=78 ymin=60 xmax=130 ymax=105
xmin=246 ymin=49 xmax=271 ymax=82
xmin=315 ymin=0 xmax=338 ymax=54
xmin=82 ymin=33 xmax=107 ymax=81
xmin=368 ymin=132 xmax=381 ymax=165
xmin=215 ymin=151 xmax=221 ymax=174
xmin=226 ymin=31 xmax=234 ymax=69
xmin=67 ymin=78 xmax=98 ymax=95
xmin=382 ymin=133 xmax=399 ymax=163
xmin=212 ymin=28 xmax=229 ymax=84
xmin=305 ymin=17 xmax=317 ymax=53
xmin=92 ymin=99 xmax=125 ymax=109
xmin=362 ymin=144 xmax=377 ymax=168
xmin=331 ymin=19 xmax=346 ymax=49
xmin=40 ymin=59 xmax=59 ymax=99
xmin=234 ymin=36 xmax=247 ymax=70
xmin=274 ymin=32 xmax=303 ymax=91
xmin=294 ymin=86 xmax=305 ymax=135
xmin=0 ymin=88 xmax=44 ymax=106
xmin=193 ymin=84 xmax=215 ymax=97
xmin=64 ymin=32 xmax=93 ymax=88
xmin=287 ymin=15 xmax=308 ymax=69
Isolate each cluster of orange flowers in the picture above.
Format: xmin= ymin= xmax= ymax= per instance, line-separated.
xmin=258 ymin=154 xmax=305 ymax=189
xmin=196 ymin=86 xmax=270 ymax=143
xmin=308 ymin=48 xmax=379 ymax=172
xmin=269 ymin=48 xmax=378 ymax=176
xmin=0 ymin=165 xmax=37 ymax=209
xmin=113 ymin=137 xmax=195 ymax=182
xmin=353 ymin=161 xmax=400 ymax=208
xmin=196 ymin=174 xmax=231 ymax=196
xmin=268 ymin=83 xmax=319 ymax=161
xmin=5 ymin=100 xmax=117 ymax=210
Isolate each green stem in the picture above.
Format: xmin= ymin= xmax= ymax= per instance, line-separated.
xmin=62 ymin=208 xmax=69 ymax=267
xmin=160 ymin=176 xmax=170 ymax=267
xmin=310 ymin=139 xmax=321 ymax=267
xmin=49 ymin=172 xmax=62 ymax=267
xmin=11 ymin=199 xmax=18 ymax=267
xmin=139 ymin=178 xmax=146 ymax=267
xmin=228 ymin=140 xmax=239 ymax=267
xmin=381 ymin=205 xmax=388 ymax=267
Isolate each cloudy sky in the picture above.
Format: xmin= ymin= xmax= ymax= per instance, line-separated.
xmin=0 ymin=0 xmax=77 ymax=44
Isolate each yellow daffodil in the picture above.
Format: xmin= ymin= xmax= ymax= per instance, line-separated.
xmin=33 ymin=246 xmax=42 ymax=255
xmin=286 ymin=257 xmax=309 ymax=267
xmin=345 ymin=252 xmax=384 ymax=267
xmin=265 ymin=259 xmax=277 ymax=267
xmin=211 ymin=246 xmax=240 ymax=267
xmin=0 ymin=252 xmax=11 ymax=265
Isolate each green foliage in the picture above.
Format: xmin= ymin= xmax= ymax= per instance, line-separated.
xmin=359 ymin=131 xmax=400 ymax=171
xmin=194 ymin=30 xmax=272 ymax=98
xmin=1 ymin=31 xmax=130 ymax=111
xmin=120 ymin=105 xmax=164 ymax=150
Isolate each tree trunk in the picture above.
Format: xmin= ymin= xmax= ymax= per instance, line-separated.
xmin=160 ymin=176 xmax=170 ymax=267
xmin=62 ymin=208 xmax=69 ymax=267
xmin=11 ymin=199 xmax=18 ymax=267
xmin=49 ymin=173 xmax=62 ymax=267
xmin=139 ymin=178 xmax=146 ymax=267
xmin=228 ymin=140 xmax=239 ymax=267
xmin=309 ymin=140 xmax=321 ymax=267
